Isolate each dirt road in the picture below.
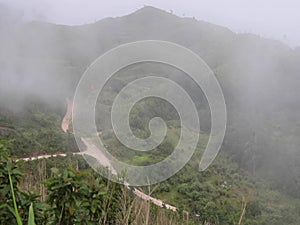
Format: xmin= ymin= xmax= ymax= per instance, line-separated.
xmin=59 ymin=98 xmax=178 ymax=212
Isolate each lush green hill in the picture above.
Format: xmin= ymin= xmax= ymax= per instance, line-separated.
xmin=0 ymin=6 xmax=300 ymax=224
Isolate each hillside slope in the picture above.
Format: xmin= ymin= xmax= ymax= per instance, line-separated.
xmin=0 ymin=6 xmax=300 ymax=224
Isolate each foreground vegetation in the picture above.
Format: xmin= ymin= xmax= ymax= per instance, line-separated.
xmin=1 ymin=140 xmax=300 ymax=225
xmin=1 ymin=141 xmax=190 ymax=225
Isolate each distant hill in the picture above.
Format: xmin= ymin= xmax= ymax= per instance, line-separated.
xmin=0 ymin=6 xmax=300 ymax=199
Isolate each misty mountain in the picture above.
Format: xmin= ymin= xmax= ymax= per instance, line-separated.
xmin=0 ymin=6 xmax=300 ymax=197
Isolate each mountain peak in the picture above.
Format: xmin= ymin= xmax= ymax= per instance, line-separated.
xmin=136 ymin=6 xmax=167 ymax=13
xmin=128 ymin=6 xmax=176 ymax=20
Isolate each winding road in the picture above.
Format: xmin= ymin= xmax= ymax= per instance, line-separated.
xmin=19 ymin=98 xmax=179 ymax=212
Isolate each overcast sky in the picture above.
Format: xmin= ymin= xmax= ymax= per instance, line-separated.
xmin=2 ymin=0 xmax=300 ymax=47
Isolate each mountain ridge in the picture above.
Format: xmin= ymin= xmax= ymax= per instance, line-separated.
xmin=0 ymin=4 xmax=300 ymax=200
